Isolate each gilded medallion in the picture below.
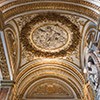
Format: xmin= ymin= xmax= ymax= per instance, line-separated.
xmin=21 ymin=13 xmax=80 ymax=57
xmin=30 ymin=23 xmax=72 ymax=53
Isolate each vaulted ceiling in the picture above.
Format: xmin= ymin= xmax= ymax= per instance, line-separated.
xmin=0 ymin=0 xmax=100 ymax=100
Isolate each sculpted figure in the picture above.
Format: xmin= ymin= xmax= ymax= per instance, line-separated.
xmin=87 ymin=61 xmax=98 ymax=90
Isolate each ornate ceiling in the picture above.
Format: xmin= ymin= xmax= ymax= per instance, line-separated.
xmin=20 ymin=13 xmax=80 ymax=58
xmin=0 ymin=0 xmax=100 ymax=100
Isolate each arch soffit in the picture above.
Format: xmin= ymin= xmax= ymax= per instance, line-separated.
xmin=15 ymin=59 xmax=85 ymax=98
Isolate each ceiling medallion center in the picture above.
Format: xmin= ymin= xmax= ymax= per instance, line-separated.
xmin=31 ymin=24 xmax=68 ymax=52
xmin=21 ymin=13 xmax=80 ymax=57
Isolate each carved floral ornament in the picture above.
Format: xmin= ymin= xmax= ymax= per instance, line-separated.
xmin=20 ymin=13 xmax=80 ymax=57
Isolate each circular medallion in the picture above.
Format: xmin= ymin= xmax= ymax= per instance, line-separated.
xmin=31 ymin=24 xmax=68 ymax=52
xmin=21 ymin=13 xmax=80 ymax=57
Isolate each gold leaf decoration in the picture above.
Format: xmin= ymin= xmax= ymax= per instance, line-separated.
xmin=20 ymin=13 xmax=80 ymax=57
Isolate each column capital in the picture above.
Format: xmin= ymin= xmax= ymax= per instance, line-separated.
xmin=0 ymin=80 xmax=14 ymax=87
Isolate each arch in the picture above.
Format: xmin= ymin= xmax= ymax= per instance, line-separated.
xmin=15 ymin=58 xmax=85 ymax=99
xmin=23 ymin=78 xmax=77 ymax=99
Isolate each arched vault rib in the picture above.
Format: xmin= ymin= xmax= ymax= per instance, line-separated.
xmin=15 ymin=59 xmax=85 ymax=99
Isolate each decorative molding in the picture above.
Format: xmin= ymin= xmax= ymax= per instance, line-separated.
xmin=0 ymin=11 xmax=4 ymax=30
xmin=13 ymin=13 xmax=87 ymax=67
xmin=4 ymin=24 xmax=19 ymax=77
xmin=24 ymin=78 xmax=75 ymax=99
xmin=0 ymin=0 xmax=99 ymax=22
xmin=0 ymin=80 xmax=14 ymax=87
xmin=16 ymin=61 xmax=84 ymax=99
xmin=1 ymin=0 xmax=100 ymax=11
xmin=0 ymin=37 xmax=10 ymax=80
xmin=16 ymin=58 xmax=85 ymax=97
xmin=83 ymin=82 xmax=95 ymax=100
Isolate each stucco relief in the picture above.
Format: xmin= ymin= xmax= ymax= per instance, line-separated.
xmin=63 ymin=14 xmax=88 ymax=33
xmin=14 ymin=14 xmax=37 ymax=31
xmin=25 ymin=79 xmax=74 ymax=99
xmin=32 ymin=24 xmax=68 ymax=52
xmin=13 ymin=13 xmax=88 ymax=67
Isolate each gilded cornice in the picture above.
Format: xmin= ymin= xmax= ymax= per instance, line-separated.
xmin=0 ymin=1 xmax=99 ymax=22
xmin=0 ymin=0 xmax=99 ymax=11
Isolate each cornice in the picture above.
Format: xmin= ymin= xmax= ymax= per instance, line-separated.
xmin=0 ymin=0 xmax=100 ymax=11
xmin=0 ymin=0 xmax=99 ymax=23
